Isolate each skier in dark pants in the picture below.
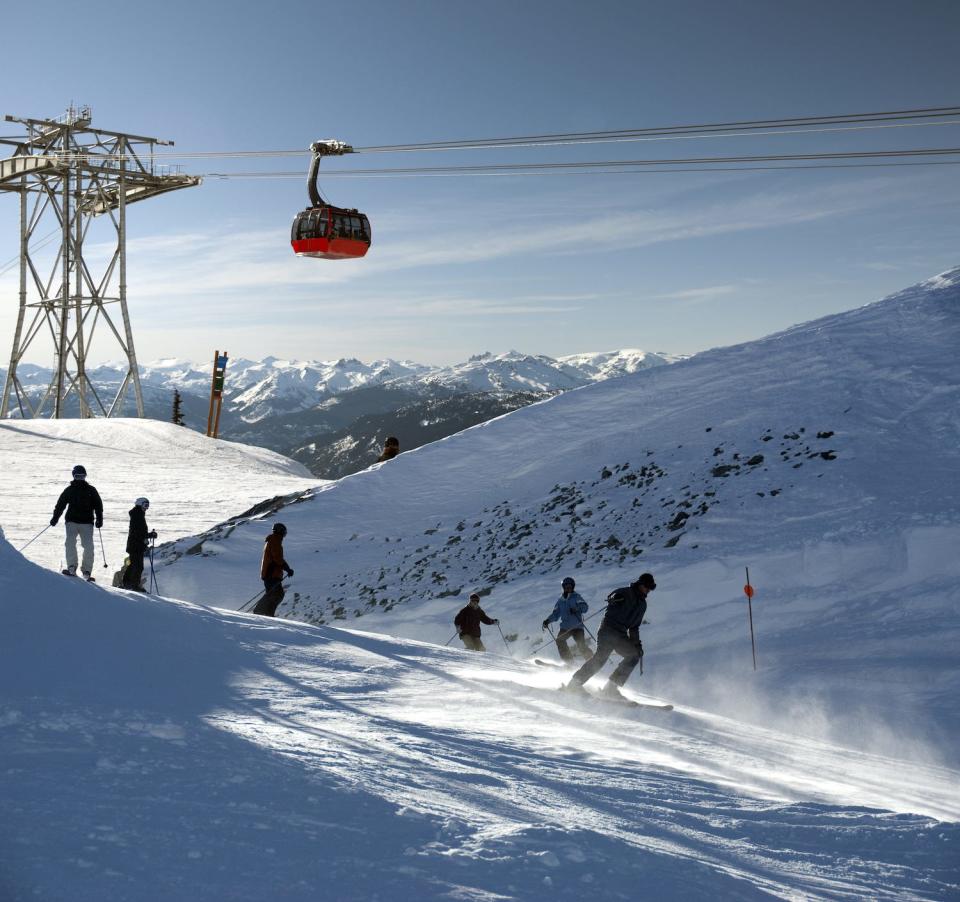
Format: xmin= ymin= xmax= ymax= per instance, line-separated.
xmin=567 ymin=572 xmax=656 ymax=700
xmin=123 ymin=497 xmax=157 ymax=591
xmin=254 ymin=522 xmax=293 ymax=617
xmin=454 ymin=593 xmax=499 ymax=651
xmin=542 ymin=576 xmax=592 ymax=663
xmin=50 ymin=464 xmax=103 ymax=581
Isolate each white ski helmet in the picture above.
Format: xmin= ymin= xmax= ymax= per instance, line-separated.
xmin=135 ymin=497 xmax=150 ymax=509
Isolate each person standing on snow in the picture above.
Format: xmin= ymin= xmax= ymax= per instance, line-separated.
xmin=253 ymin=522 xmax=294 ymax=617
xmin=50 ymin=464 xmax=103 ymax=582
xmin=566 ymin=572 xmax=657 ymax=700
xmin=454 ymin=592 xmax=499 ymax=651
xmin=123 ymin=497 xmax=157 ymax=591
xmin=542 ymin=576 xmax=592 ymax=663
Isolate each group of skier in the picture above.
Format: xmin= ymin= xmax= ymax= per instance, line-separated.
xmin=454 ymin=572 xmax=657 ymax=700
xmin=47 ymin=463 xmax=655 ymax=699
xmin=49 ymin=465 xmax=156 ymax=590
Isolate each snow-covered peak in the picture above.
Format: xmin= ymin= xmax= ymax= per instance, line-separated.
xmin=392 ymin=349 xmax=590 ymax=394
xmin=558 ymin=348 xmax=684 ymax=380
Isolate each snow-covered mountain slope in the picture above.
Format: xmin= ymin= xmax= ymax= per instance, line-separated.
xmin=0 ymin=419 xmax=322 ymax=577
xmin=154 ymin=266 xmax=960 ymax=759
xmin=1 ymin=538 xmax=957 ymax=902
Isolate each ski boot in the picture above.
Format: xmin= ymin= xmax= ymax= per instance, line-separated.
xmin=601 ymin=682 xmax=626 ymax=701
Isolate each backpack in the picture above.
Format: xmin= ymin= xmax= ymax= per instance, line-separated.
xmin=112 ymin=555 xmax=131 ymax=588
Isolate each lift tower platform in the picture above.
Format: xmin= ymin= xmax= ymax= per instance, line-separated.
xmin=0 ymin=106 xmax=201 ymax=419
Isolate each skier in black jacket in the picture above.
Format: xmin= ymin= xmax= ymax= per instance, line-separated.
xmin=566 ymin=572 xmax=656 ymax=700
xmin=123 ymin=497 xmax=156 ymax=591
xmin=50 ymin=465 xmax=104 ymax=581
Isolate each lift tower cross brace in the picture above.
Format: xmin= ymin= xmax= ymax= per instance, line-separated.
xmin=0 ymin=106 xmax=201 ymax=419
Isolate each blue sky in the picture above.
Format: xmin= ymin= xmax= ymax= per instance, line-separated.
xmin=1 ymin=0 xmax=959 ymax=366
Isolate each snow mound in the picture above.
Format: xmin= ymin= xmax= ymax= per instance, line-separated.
xmin=0 ymin=418 xmax=321 ymax=575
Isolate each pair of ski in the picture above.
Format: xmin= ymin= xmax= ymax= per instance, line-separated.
xmin=533 ymin=659 xmax=673 ymax=711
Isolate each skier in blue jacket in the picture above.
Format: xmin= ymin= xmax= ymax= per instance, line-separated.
xmin=542 ymin=577 xmax=593 ymax=663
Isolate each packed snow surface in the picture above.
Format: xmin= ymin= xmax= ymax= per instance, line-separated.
xmin=2 ymin=267 xmax=959 ymax=900
xmin=1 ymin=540 xmax=957 ymax=901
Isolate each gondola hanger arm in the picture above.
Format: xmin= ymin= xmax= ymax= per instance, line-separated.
xmin=310 ymin=140 xmax=353 ymax=157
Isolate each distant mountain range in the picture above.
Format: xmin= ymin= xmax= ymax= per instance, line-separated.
xmin=0 ymin=348 xmax=683 ymax=477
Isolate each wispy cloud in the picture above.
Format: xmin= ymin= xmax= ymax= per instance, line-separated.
xmin=394 ymin=294 xmax=589 ymax=317
xmin=652 ymin=285 xmax=738 ymax=301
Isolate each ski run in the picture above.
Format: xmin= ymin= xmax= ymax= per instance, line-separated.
xmin=2 ymin=266 xmax=960 ymax=900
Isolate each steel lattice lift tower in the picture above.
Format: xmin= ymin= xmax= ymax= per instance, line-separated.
xmin=0 ymin=106 xmax=200 ymax=419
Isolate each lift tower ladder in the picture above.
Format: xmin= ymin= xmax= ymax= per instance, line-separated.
xmin=0 ymin=106 xmax=201 ymax=419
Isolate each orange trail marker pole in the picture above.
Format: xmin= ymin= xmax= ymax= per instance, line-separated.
xmin=744 ymin=566 xmax=757 ymax=671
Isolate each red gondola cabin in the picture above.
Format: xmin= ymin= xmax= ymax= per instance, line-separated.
xmin=291 ymin=206 xmax=371 ymax=260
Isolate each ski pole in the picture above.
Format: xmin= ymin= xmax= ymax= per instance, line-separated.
xmin=238 ymin=588 xmax=267 ymax=613
xmin=444 ymin=631 xmax=459 ymax=647
xmin=496 ymin=621 xmax=513 ymax=658
xmin=239 ymin=580 xmax=292 ymax=614
xmin=544 ymin=623 xmax=565 ymax=662
xmin=528 ymin=630 xmax=560 ymax=657
xmin=97 ymin=527 xmax=109 ymax=569
xmin=148 ymin=540 xmax=159 ymax=594
xmin=18 ymin=524 xmax=51 ymax=553
xmin=575 ymin=613 xmax=596 ymax=642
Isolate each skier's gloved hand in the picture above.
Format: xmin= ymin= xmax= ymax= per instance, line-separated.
xmin=634 ymin=640 xmax=644 ymax=656
xmin=492 ymin=619 xmax=499 ymax=624
xmin=95 ymin=518 xmax=103 ymax=529
xmin=147 ymin=530 xmax=157 ymax=540
xmin=50 ymin=517 xmax=57 ymax=527
xmin=542 ymin=619 xmax=549 ymax=630
xmin=285 ymin=567 xmax=294 ymax=577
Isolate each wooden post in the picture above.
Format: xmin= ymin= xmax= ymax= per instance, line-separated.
xmin=205 ymin=349 xmax=228 ymax=438
xmin=205 ymin=349 xmax=219 ymax=437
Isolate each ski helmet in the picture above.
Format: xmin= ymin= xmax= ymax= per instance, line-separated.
xmin=562 ymin=577 xmax=575 ymax=590
xmin=272 ymin=522 xmax=288 ymax=537
xmin=72 ymin=464 xmax=87 ymax=479
xmin=637 ymin=573 xmax=656 ymax=590
xmin=135 ymin=497 xmax=150 ymax=509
